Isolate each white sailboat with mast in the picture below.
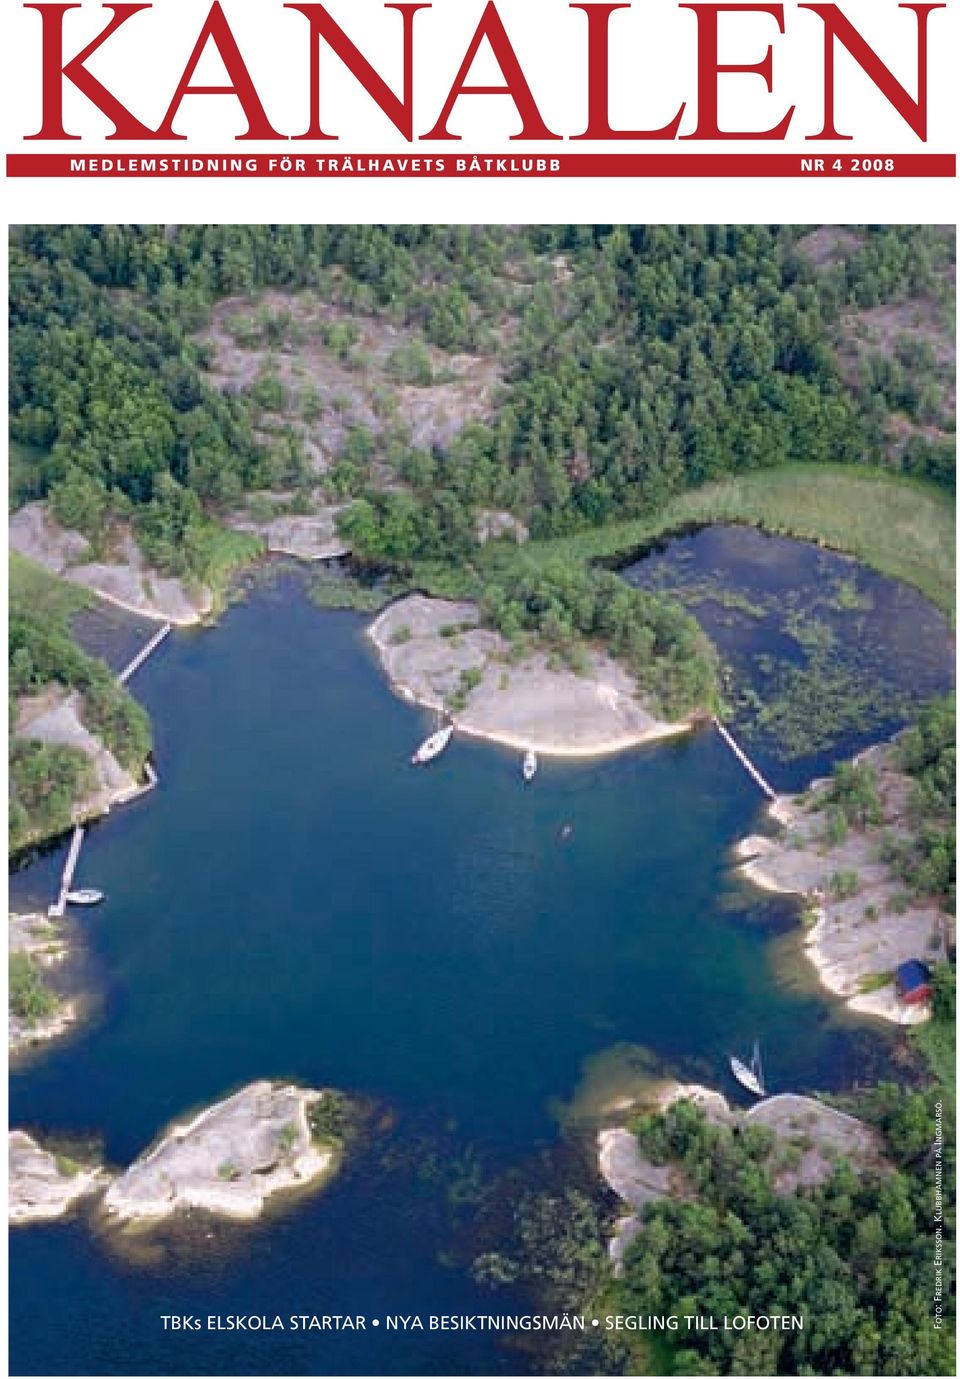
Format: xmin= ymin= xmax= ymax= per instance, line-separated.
xmin=730 ymin=1040 xmax=765 ymax=1097
xmin=411 ymin=714 xmax=454 ymax=766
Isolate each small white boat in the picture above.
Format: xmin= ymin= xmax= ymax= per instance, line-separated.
xmin=522 ymin=749 xmax=538 ymax=782
xmin=730 ymin=1041 xmax=765 ymax=1097
xmin=411 ymin=724 xmax=453 ymax=765
xmin=65 ymin=888 xmax=105 ymax=906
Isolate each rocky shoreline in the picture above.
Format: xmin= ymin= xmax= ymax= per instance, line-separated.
xmin=9 ymin=1131 xmax=108 ymax=1226
xmin=225 ymin=498 xmax=350 ymax=562
xmin=16 ymin=687 xmax=144 ymax=824
xmin=9 ymin=1082 xmax=347 ymax=1230
xmin=596 ymin=1083 xmax=886 ymax=1272
xmin=369 ymin=593 xmax=687 ymax=758
xmin=10 ymin=503 xmax=213 ymax=625
xmin=102 ymin=1082 xmax=336 ymax=1226
xmin=735 ymin=743 xmax=945 ymax=1025
xmin=9 ymin=912 xmax=79 ymax=1056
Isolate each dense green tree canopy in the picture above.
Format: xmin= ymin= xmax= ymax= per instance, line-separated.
xmin=608 ymin=1086 xmax=954 ymax=1376
xmin=10 ymin=225 xmax=954 ymax=569
xmin=8 ymin=225 xmax=954 ymax=841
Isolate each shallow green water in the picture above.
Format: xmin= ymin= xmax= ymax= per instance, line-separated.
xmin=624 ymin=524 xmax=954 ymax=790
xmin=9 ymin=551 xmax=933 ymax=1376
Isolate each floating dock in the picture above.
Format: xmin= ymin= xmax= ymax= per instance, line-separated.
xmin=712 ymin=716 xmax=778 ymax=801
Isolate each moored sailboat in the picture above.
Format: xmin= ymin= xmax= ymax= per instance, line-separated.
xmin=411 ymin=723 xmax=453 ymax=765
xmin=730 ymin=1041 xmax=765 ymax=1097
xmin=522 ymin=749 xmax=537 ymax=782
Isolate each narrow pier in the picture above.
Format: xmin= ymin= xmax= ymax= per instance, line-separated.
xmin=49 ymin=825 xmax=85 ymax=918
xmin=114 ymin=757 xmax=159 ymax=806
xmin=712 ymin=716 xmax=778 ymax=801
xmin=48 ymin=624 xmax=171 ymax=916
xmin=117 ymin=622 xmax=172 ymax=686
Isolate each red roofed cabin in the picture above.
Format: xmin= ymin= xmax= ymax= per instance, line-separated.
xmin=896 ymin=960 xmax=933 ymax=1005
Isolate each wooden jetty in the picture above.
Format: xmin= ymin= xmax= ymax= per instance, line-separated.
xmin=117 ymin=622 xmax=172 ymax=686
xmin=47 ymin=624 xmax=172 ymax=916
xmin=49 ymin=825 xmax=85 ymax=918
xmin=712 ymin=716 xmax=778 ymax=801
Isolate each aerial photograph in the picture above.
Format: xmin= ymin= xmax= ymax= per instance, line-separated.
xmin=7 ymin=224 xmax=956 ymax=1376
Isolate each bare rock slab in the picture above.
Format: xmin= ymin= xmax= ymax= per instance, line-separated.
xmin=597 ymin=1127 xmax=673 ymax=1274
xmin=736 ymin=742 xmax=945 ymax=1024
xmin=9 ymin=1131 xmax=108 ymax=1225
xmin=369 ymin=594 xmax=684 ymax=757
xmin=747 ymin=1093 xmax=887 ymax=1192
xmin=17 ymin=688 xmax=139 ymax=817
xmin=225 ymin=503 xmax=349 ymax=561
xmin=10 ymin=504 xmax=211 ymax=624
xmin=597 ymin=1127 xmax=672 ymax=1211
xmin=102 ymin=1081 xmax=337 ymax=1225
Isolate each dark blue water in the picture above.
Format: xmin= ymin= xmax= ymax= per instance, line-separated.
xmin=8 ymin=566 xmax=913 ymax=1377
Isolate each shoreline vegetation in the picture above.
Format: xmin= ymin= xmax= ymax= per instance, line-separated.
xmin=368 ymin=593 xmax=695 ymax=757
xmin=9 ymin=502 xmax=262 ymax=626
xmin=7 ymin=461 xmax=953 ymax=844
xmin=735 ymin=700 xmax=955 ymax=1027
xmin=8 ymin=911 xmax=79 ymax=1055
xmin=8 ymin=553 xmax=155 ymax=854
xmin=597 ymin=1083 xmax=887 ymax=1269
xmin=587 ymin=1071 xmax=954 ymax=1376
xmin=522 ymin=465 xmax=956 ymax=619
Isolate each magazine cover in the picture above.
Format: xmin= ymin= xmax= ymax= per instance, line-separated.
xmin=3 ymin=3 xmax=957 ymax=1377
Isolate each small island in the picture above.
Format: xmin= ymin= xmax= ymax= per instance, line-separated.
xmin=102 ymin=1081 xmax=346 ymax=1226
xmin=10 ymin=1082 xmax=353 ymax=1235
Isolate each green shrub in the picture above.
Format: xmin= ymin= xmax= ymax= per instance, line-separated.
xmin=829 ymin=869 xmax=861 ymax=900
xmin=9 ymin=952 xmax=58 ymax=1023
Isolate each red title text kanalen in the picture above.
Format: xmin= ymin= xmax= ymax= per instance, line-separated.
xmin=25 ymin=1 xmax=944 ymax=143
